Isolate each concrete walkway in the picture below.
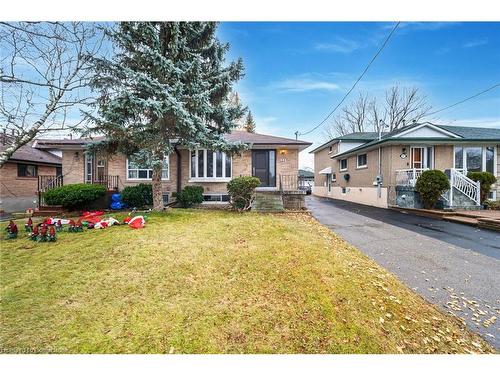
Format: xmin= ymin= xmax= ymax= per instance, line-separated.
xmin=306 ymin=195 xmax=500 ymax=349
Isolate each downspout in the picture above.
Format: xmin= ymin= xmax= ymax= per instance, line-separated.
xmin=174 ymin=145 xmax=182 ymax=194
xmin=378 ymin=146 xmax=382 ymax=198
xmin=377 ymin=126 xmax=383 ymax=199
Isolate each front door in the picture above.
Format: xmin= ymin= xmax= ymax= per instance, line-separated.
xmin=252 ymin=150 xmax=276 ymax=187
xmin=411 ymin=147 xmax=433 ymax=169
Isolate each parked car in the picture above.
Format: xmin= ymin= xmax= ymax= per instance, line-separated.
xmin=299 ymin=183 xmax=312 ymax=195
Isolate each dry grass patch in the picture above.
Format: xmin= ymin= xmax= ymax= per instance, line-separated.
xmin=0 ymin=210 xmax=495 ymax=353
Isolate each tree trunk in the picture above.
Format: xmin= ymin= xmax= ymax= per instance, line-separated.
xmin=151 ymin=163 xmax=164 ymax=211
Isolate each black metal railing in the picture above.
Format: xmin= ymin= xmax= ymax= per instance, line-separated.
xmin=38 ymin=175 xmax=64 ymax=192
xmin=91 ymin=175 xmax=120 ymax=191
xmin=279 ymin=174 xmax=299 ymax=192
xmin=37 ymin=175 xmax=64 ymax=207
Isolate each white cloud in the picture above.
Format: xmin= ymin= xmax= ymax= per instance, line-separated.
xmin=463 ymin=38 xmax=488 ymax=48
xmin=270 ymin=78 xmax=341 ymax=92
xmin=314 ymin=37 xmax=360 ymax=54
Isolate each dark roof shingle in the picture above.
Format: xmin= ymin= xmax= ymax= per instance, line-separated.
xmin=0 ymin=136 xmax=61 ymax=165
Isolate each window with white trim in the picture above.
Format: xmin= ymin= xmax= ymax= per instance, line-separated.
xmin=189 ymin=150 xmax=232 ymax=180
xmin=357 ymin=154 xmax=367 ymax=168
xmin=340 ymin=158 xmax=348 ymax=171
xmin=127 ymin=154 xmax=169 ymax=180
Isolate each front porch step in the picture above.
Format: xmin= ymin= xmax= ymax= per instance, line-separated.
xmin=477 ymin=218 xmax=500 ymax=231
xmin=33 ymin=205 xmax=65 ymax=217
xmin=443 ymin=215 xmax=479 ymax=226
xmin=252 ymin=192 xmax=284 ymax=213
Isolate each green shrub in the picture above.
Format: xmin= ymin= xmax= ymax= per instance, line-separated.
xmin=415 ymin=170 xmax=450 ymax=209
xmin=227 ymin=176 xmax=261 ymax=212
xmin=466 ymin=171 xmax=497 ymax=203
xmin=173 ymin=185 xmax=204 ymax=208
xmin=484 ymin=200 xmax=500 ymax=210
xmin=44 ymin=183 xmax=107 ymax=210
xmin=121 ymin=183 xmax=153 ymax=208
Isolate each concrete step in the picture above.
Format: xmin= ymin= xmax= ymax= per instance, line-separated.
xmin=444 ymin=215 xmax=478 ymax=226
xmin=477 ymin=218 xmax=500 ymax=232
xmin=252 ymin=192 xmax=284 ymax=212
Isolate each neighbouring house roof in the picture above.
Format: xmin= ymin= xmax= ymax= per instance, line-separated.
xmin=34 ymin=131 xmax=312 ymax=151
xmin=330 ymin=122 xmax=500 ymax=159
xmin=298 ymin=169 xmax=314 ymax=178
xmin=309 ymin=132 xmax=385 ymax=154
xmin=0 ymin=136 xmax=62 ymax=166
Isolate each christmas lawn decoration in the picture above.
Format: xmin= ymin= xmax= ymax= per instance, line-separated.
xmin=84 ymin=22 xmax=247 ymax=211
xmin=5 ymin=220 xmax=18 ymax=239
xmin=48 ymin=226 xmax=57 ymax=242
xmin=68 ymin=219 xmax=84 ymax=233
xmin=25 ymin=217 xmax=33 ymax=232
xmin=128 ymin=215 xmax=145 ymax=229
xmin=29 ymin=225 xmax=39 ymax=241
xmin=75 ymin=219 xmax=84 ymax=232
xmin=38 ymin=224 xmax=49 ymax=242
xmin=93 ymin=217 xmax=119 ymax=229
xmin=55 ymin=219 xmax=63 ymax=232
xmin=94 ymin=221 xmax=108 ymax=229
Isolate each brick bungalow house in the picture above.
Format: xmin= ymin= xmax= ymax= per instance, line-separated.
xmin=0 ymin=135 xmax=62 ymax=213
xmin=311 ymin=123 xmax=500 ymax=209
xmin=34 ymin=131 xmax=312 ymax=205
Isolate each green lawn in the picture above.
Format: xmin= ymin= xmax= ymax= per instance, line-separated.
xmin=0 ymin=210 xmax=494 ymax=354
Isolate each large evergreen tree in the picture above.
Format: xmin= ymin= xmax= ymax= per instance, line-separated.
xmin=244 ymin=111 xmax=256 ymax=133
xmin=85 ymin=22 xmax=246 ymax=210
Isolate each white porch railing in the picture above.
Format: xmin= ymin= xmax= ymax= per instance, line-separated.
xmin=395 ymin=168 xmax=481 ymax=206
xmin=449 ymin=168 xmax=481 ymax=206
xmin=395 ymin=168 xmax=428 ymax=187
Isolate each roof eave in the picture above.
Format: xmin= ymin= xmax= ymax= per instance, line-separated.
xmin=331 ymin=137 xmax=500 ymax=159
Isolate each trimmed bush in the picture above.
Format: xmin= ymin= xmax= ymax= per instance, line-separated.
xmin=415 ymin=170 xmax=450 ymax=209
xmin=484 ymin=200 xmax=500 ymax=210
xmin=44 ymin=183 xmax=107 ymax=210
xmin=466 ymin=171 xmax=497 ymax=204
xmin=121 ymin=183 xmax=153 ymax=208
xmin=173 ymin=185 xmax=204 ymax=208
xmin=227 ymin=176 xmax=261 ymax=212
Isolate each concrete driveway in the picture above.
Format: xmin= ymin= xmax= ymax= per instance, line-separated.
xmin=306 ymin=195 xmax=500 ymax=349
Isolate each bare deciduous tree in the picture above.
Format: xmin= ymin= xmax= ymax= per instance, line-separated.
xmin=0 ymin=22 xmax=104 ymax=166
xmin=383 ymin=86 xmax=432 ymax=131
xmin=323 ymin=86 xmax=432 ymax=140
xmin=323 ymin=93 xmax=370 ymax=138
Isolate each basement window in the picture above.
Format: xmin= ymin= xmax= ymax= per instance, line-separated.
xmin=17 ymin=163 xmax=38 ymax=177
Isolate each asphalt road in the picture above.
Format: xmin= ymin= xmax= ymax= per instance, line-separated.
xmin=306 ymin=195 xmax=500 ymax=349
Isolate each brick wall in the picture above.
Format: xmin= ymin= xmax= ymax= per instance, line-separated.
xmin=0 ymin=162 xmax=57 ymax=198
xmin=0 ymin=161 xmax=59 ymax=212
xmin=62 ymin=150 xmax=84 ymax=184
xmin=59 ymin=147 xmax=300 ymax=196
xmin=313 ymin=147 xmax=334 ymax=189
xmin=276 ymin=148 xmax=298 ymax=177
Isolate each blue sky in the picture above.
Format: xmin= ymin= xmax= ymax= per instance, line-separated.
xmin=217 ymin=22 xmax=500 ymax=168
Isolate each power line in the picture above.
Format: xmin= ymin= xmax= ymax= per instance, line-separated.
xmin=427 ymin=83 xmax=500 ymax=116
xmin=297 ymin=21 xmax=400 ymax=138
